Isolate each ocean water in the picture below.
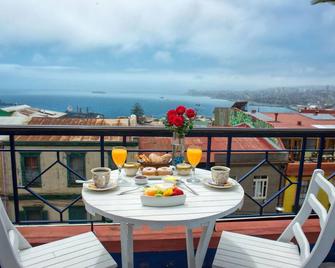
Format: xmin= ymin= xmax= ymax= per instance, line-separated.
xmin=0 ymin=92 xmax=293 ymax=118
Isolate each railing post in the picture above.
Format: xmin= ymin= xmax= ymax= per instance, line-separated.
xmin=206 ymin=136 xmax=212 ymax=170
xmin=100 ymin=135 xmax=105 ymax=167
xmin=294 ymin=137 xmax=307 ymax=213
xmin=9 ymin=135 xmax=20 ymax=224
xmin=226 ymin=136 xmax=232 ymax=167
xmin=317 ymin=136 xmax=325 ymax=169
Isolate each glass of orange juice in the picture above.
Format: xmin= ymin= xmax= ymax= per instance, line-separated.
xmin=112 ymin=146 xmax=127 ymax=184
xmin=186 ymin=146 xmax=202 ymax=183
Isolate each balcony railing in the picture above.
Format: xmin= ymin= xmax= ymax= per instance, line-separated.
xmin=1 ymin=125 xmax=335 ymax=226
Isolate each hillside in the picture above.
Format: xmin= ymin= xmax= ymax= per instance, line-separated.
xmin=189 ymin=86 xmax=335 ymax=108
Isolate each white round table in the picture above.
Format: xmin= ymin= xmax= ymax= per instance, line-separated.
xmin=82 ymin=168 xmax=244 ymax=268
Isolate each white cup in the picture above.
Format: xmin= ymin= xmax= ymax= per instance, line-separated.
xmin=91 ymin=167 xmax=111 ymax=188
xmin=211 ymin=166 xmax=230 ymax=185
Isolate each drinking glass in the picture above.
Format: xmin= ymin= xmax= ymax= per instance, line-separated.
xmin=112 ymin=146 xmax=127 ymax=184
xmin=186 ymin=146 xmax=202 ymax=183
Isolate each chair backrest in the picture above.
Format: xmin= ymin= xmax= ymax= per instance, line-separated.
xmin=278 ymin=169 xmax=335 ymax=268
xmin=0 ymin=198 xmax=31 ymax=268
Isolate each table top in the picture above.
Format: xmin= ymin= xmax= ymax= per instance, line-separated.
xmin=82 ymin=168 xmax=244 ymax=228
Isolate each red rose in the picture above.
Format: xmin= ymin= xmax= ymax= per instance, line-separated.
xmin=167 ymin=114 xmax=175 ymax=125
xmin=173 ymin=116 xmax=184 ymax=127
xmin=176 ymin=105 xmax=186 ymax=115
xmin=186 ymin=108 xmax=196 ymax=119
xmin=167 ymin=109 xmax=177 ymax=117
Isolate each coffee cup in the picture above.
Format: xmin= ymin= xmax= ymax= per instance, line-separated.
xmin=211 ymin=166 xmax=230 ymax=185
xmin=91 ymin=167 xmax=111 ymax=188
xmin=123 ymin=162 xmax=140 ymax=177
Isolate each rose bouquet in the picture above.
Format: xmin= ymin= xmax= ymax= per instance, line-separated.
xmin=164 ymin=105 xmax=197 ymax=138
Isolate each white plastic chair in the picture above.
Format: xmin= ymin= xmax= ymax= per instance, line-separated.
xmin=0 ymin=198 xmax=117 ymax=268
xmin=213 ymin=169 xmax=335 ymax=268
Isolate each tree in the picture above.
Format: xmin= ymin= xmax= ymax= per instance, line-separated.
xmin=131 ymin=103 xmax=145 ymax=124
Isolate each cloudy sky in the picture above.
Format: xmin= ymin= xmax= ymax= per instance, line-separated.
xmin=0 ymin=0 xmax=334 ymax=94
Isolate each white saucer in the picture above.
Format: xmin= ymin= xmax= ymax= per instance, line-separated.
xmin=83 ymin=181 xmax=118 ymax=191
xmin=202 ymin=177 xmax=236 ymax=189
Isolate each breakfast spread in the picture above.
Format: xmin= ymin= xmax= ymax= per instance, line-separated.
xmin=137 ymin=153 xmax=172 ymax=165
xmin=142 ymin=167 xmax=157 ymax=176
xmin=144 ymin=184 xmax=184 ymax=197
xmin=142 ymin=166 xmax=173 ymax=176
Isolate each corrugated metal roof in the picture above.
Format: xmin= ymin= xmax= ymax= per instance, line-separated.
xmin=15 ymin=117 xmax=128 ymax=143
xmin=3 ymin=105 xmax=65 ymax=118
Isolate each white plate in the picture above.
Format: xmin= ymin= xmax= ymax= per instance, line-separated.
xmin=141 ymin=194 xmax=186 ymax=207
xmin=83 ymin=181 xmax=118 ymax=191
xmin=202 ymin=177 xmax=237 ymax=189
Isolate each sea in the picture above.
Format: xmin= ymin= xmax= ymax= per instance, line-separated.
xmin=0 ymin=91 xmax=294 ymax=118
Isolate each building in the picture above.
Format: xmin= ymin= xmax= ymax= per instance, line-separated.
xmin=0 ymin=117 xmax=138 ymax=222
xmin=139 ymin=133 xmax=288 ymax=215
xmin=1 ymin=105 xmax=66 ymax=119
xmin=259 ymin=112 xmax=335 ymax=159
xmin=283 ymin=162 xmax=335 ymax=212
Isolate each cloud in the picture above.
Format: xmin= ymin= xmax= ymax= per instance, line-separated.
xmin=153 ymin=51 xmax=173 ymax=63
xmin=31 ymin=53 xmax=47 ymax=64
xmin=0 ymin=0 xmax=334 ymax=91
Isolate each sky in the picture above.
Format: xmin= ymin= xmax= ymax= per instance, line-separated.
xmin=0 ymin=0 xmax=334 ymax=94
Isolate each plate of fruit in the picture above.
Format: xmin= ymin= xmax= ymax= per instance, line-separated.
xmin=141 ymin=183 xmax=186 ymax=207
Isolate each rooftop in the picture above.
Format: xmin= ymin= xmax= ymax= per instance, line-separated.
xmin=262 ymin=112 xmax=335 ymax=128
xmin=15 ymin=117 xmax=130 ymax=143
xmin=2 ymin=105 xmax=66 ymax=118
xmin=139 ymin=136 xmax=284 ymax=162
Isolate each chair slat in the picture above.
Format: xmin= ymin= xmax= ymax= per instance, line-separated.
xmin=308 ymin=194 xmax=327 ymax=228
xmin=315 ymin=173 xmax=335 ymax=204
xmin=293 ymin=222 xmax=310 ymax=261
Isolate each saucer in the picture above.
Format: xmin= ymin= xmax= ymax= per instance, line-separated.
xmin=83 ymin=181 xmax=118 ymax=191
xmin=202 ymin=178 xmax=236 ymax=189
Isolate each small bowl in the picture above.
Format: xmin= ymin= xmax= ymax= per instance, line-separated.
xmin=124 ymin=162 xmax=140 ymax=177
xmin=176 ymin=163 xmax=192 ymax=176
xmin=134 ymin=175 xmax=148 ymax=185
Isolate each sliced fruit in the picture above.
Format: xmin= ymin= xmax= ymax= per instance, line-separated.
xmin=163 ymin=188 xmax=174 ymax=196
xmin=172 ymin=187 xmax=184 ymax=196
xmin=144 ymin=188 xmax=157 ymax=196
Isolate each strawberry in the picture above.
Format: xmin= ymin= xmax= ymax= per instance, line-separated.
xmin=172 ymin=187 xmax=184 ymax=196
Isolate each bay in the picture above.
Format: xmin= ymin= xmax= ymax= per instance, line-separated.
xmin=0 ymin=92 xmax=294 ymax=118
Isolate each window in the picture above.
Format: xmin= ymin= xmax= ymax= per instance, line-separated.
xmin=253 ymin=175 xmax=268 ymax=199
xmin=68 ymin=206 xmax=87 ymax=222
xmin=20 ymin=153 xmax=41 ymax=187
xmin=67 ymin=153 xmax=86 ymax=186
xmin=20 ymin=206 xmax=48 ymax=221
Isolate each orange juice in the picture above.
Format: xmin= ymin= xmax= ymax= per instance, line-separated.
xmin=187 ymin=148 xmax=202 ymax=167
xmin=112 ymin=148 xmax=127 ymax=168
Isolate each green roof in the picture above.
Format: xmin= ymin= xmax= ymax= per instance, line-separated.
xmin=0 ymin=109 xmax=12 ymax=116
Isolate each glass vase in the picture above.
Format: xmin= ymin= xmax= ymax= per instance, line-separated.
xmin=172 ymin=132 xmax=185 ymax=165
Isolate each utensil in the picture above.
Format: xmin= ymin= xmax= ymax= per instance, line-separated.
xmin=76 ymin=179 xmax=93 ymax=184
xmin=117 ymin=186 xmax=143 ymax=195
xmin=177 ymin=179 xmax=199 ymax=195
